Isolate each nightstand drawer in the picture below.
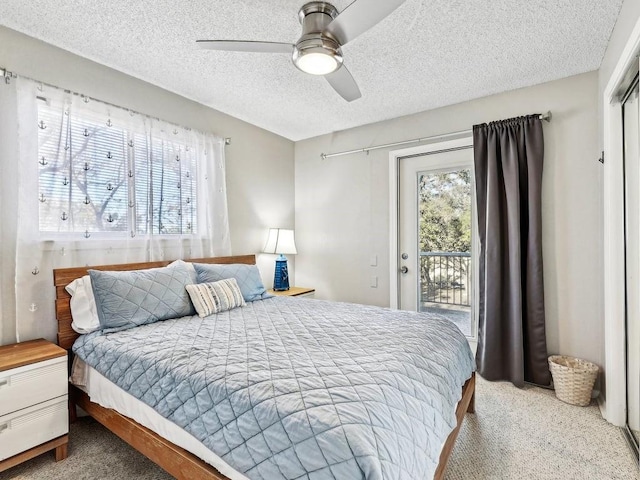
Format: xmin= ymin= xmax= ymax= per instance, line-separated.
xmin=0 ymin=357 xmax=67 ymax=417
xmin=0 ymin=396 xmax=68 ymax=461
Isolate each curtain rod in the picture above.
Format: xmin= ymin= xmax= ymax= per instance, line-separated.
xmin=320 ymin=111 xmax=552 ymax=160
xmin=0 ymin=67 xmax=231 ymax=146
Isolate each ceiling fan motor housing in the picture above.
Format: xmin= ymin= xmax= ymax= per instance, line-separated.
xmin=292 ymin=2 xmax=343 ymax=74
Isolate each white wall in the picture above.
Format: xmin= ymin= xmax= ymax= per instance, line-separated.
xmin=295 ymin=72 xmax=603 ymax=370
xmin=0 ymin=26 xmax=295 ymax=345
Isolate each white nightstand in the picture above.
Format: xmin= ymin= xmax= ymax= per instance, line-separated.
xmin=0 ymin=339 xmax=69 ymax=472
xmin=268 ymin=287 xmax=315 ymax=298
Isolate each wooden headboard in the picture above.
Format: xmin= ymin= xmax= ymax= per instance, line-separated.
xmin=53 ymin=254 xmax=256 ymax=350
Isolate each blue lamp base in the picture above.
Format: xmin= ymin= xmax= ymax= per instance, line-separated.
xmin=273 ymin=254 xmax=290 ymax=291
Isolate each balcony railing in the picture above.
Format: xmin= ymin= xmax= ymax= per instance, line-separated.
xmin=420 ymin=252 xmax=471 ymax=307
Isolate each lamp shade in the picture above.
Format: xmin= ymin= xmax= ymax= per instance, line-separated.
xmin=263 ymin=228 xmax=297 ymax=255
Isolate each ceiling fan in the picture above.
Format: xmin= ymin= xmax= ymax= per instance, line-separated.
xmin=197 ymin=0 xmax=407 ymax=102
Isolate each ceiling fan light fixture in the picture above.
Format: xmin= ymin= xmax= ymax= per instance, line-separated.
xmin=293 ymin=49 xmax=341 ymax=75
xmin=292 ymin=3 xmax=343 ymax=76
xmin=197 ymin=0 xmax=398 ymax=100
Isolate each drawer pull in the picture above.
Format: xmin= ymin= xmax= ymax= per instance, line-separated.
xmin=0 ymin=423 xmax=7 ymax=433
xmin=0 ymin=379 xmax=7 ymax=388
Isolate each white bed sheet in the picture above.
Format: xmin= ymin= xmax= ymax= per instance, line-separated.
xmin=76 ymin=359 xmax=249 ymax=480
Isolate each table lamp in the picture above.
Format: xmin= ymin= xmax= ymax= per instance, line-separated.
xmin=263 ymin=228 xmax=297 ymax=291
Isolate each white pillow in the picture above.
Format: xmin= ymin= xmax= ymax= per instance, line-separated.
xmin=65 ymin=275 xmax=100 ymax=334
xmin=186 ymin=278 xmax=246 ymax=317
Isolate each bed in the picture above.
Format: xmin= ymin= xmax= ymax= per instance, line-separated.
xmin=54 ymin=254 xmax=475 ymax=480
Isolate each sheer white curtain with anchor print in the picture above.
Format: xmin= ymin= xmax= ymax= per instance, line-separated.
xmin=0 ymin=77 xmax=230 ymax=345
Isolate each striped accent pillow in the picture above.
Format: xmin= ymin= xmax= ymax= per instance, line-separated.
xmin=186 ymin=278 xmax=246 ymax=317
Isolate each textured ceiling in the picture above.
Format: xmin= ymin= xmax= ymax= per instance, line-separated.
xmin=0 ymin=1 xmax=623 ymax=140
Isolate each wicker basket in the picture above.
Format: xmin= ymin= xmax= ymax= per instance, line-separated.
xmin=548 ymin=355 xmax=599 ymax=406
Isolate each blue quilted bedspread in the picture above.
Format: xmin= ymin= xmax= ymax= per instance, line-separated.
xmin=73 ymin=297 xmax=475 ymax=480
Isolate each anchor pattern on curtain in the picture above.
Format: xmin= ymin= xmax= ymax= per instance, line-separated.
xmin=37 ymin=97 xmax=198 ymax=238
xmin=0 ymin=77 xmax=231 ymax=345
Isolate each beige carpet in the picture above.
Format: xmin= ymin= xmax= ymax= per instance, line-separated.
xmin=1 ymin=377 xmax=637 ymax=479
xmin=445 ymin=377 xmax=638 ymax=479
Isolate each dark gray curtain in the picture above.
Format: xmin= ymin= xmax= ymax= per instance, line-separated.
xmin=473 ymin=114 xmax=551 ymax=388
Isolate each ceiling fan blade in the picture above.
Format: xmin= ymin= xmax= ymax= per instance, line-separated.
xmin=196 ymin=40 xmax=293 ymax=54
xmin=325 ymin=65 xmax=361 ymax=102
xmin=325 ymin=0 xmax=407 ymax=45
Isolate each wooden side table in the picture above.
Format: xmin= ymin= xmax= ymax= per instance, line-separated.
xmin=268 ymin=287 xmax=315 ymax=298
xmin=0 ymin=339 xmax=69 ymax=472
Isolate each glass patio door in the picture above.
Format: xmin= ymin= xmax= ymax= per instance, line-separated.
xmin=398 ymin=143 xmax=477 ymax=340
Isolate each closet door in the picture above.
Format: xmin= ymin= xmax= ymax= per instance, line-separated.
xmin=622 ymin=73 xmax=640 ymax=454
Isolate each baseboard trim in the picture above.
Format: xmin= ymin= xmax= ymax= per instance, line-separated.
xmin=597 ymin=393 xmax=607 ymax=419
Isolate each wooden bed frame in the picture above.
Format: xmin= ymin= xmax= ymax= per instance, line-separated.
xmin=53 ymin=254 xmax=475 ymax=480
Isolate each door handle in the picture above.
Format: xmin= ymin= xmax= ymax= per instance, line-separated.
xmin=400 ymin=266 xmax=408 ymax=274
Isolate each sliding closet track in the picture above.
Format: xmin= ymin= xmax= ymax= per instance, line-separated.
xmin=622 ymin=425 xmax=639 ymax=463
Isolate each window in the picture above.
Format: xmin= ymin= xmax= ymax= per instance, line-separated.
xmin=37 ymin=101 xmax=198 ymax=237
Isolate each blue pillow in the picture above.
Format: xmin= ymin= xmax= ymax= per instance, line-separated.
xmin=193 ymin=263 xmax=272 ymax=302
xmin=89 ymin=260 xmax=198 ymax=332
